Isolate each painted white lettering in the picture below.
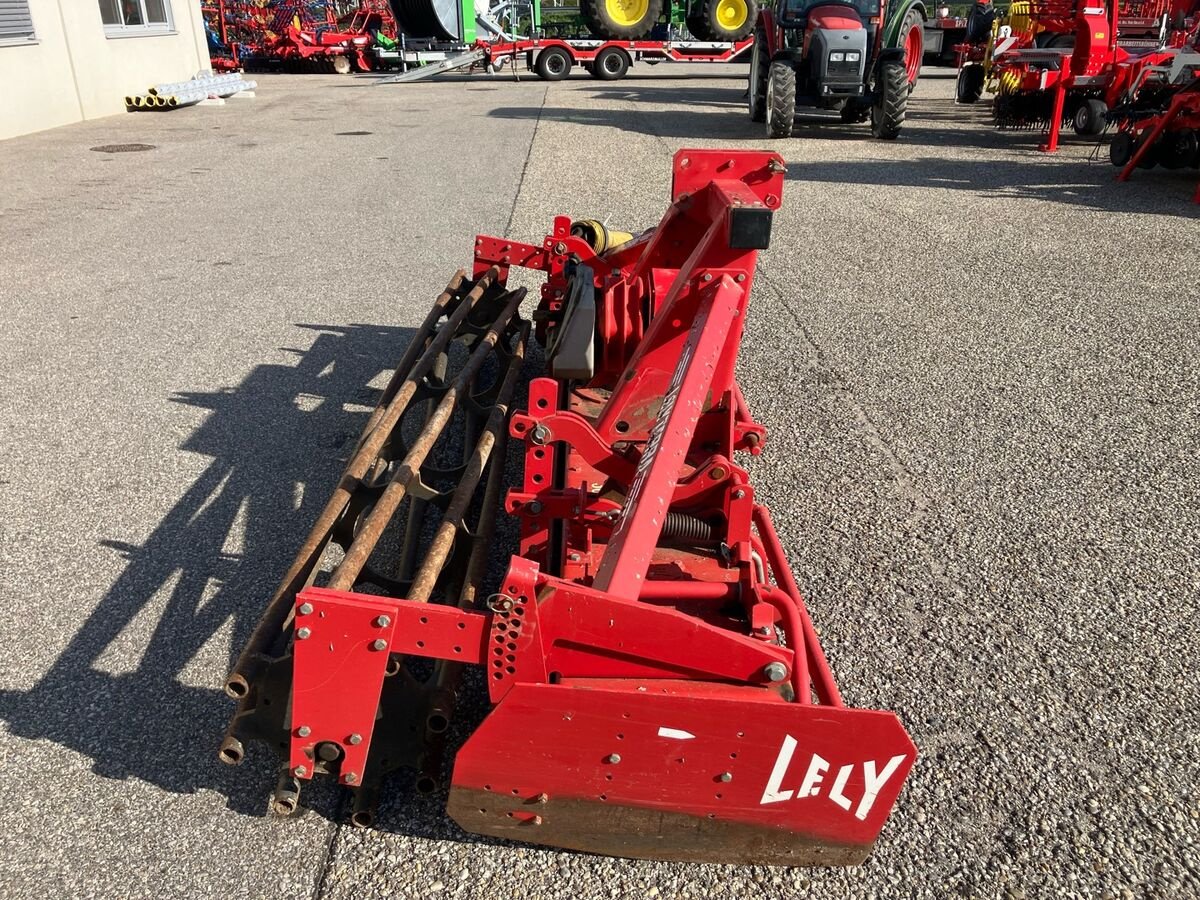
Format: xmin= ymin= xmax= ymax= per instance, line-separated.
xmin=798 ymin=753 xmax=829 ymax=798
xmin=829 ymin=764 xmax=854 ymax=812
xmin=760 ymin=734 xmax=798 ymax=804
xmin=855 ymin=755 xmax=907 ymax=820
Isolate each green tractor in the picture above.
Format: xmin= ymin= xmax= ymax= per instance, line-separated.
xmin=580 ymin=0 xmax=760 ymax=41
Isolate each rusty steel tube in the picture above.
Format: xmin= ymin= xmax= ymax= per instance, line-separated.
xmin=407 ymin=322 xmax=529 ymax=602
xmin=326 ymin=287 xmax=526 ymax=593
xmin=225 ymin=268 xmax=500 ymax=698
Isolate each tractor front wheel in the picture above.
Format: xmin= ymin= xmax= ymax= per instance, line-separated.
xmin=690 ymin=0 xmax=758 ymax=41
xmin=956 ymin=65 xmax=984 ymax=103
xmin=899 ymin=9 xmax=924 ymax=88
xmin=871 ymin=59 xmax=908 ymax=139
xmin=748 ymin=31 xmax=768 ymax=122
xmin=765 ymin=61 xmax=796 ymax=138
xmin=581 ymin=0 xmax=662 ymax=40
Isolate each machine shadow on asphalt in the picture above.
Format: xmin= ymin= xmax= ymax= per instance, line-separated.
xmin=0 ymin=323 xmax=425 ymax=819
xmin=783 ymin=155 xmax=1200 ymax=215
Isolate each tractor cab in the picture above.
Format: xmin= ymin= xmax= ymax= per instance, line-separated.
xmin=749 ymin=0 xmax=924 ymax=138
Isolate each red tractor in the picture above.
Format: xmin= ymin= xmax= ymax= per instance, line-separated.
xmin=748 ymin=0 xmax=927 ymax=138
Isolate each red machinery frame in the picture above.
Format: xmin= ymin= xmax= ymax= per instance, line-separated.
xmin=277 ymin=150 xmax=916 ymax=865
xmin=986 ymin=0 xmax=1194 ymax=150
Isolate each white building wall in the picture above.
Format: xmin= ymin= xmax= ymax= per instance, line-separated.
xmin=0 ymin=0 xmax=211 ymax=141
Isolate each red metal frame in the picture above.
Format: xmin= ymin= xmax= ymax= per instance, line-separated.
xmin=480 ymin=36 xmax=754 ymax=70
xmin=988 ymin=0 xmax=1198 ymax=150
xmin=282 ymin=150 xmax=916 ymax=864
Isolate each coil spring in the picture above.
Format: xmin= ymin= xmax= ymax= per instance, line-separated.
xmin=661 ymin=511 xmax=715 ymax=543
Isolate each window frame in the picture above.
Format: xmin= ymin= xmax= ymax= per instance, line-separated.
xmin=0 ymin=0 xmax=37 ymax=45
xmin=100 ymin=0 xmax=175 ymax=38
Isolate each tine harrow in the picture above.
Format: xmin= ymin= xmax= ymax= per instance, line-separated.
xmin=221 ymin=149 xmax=917 ymax=866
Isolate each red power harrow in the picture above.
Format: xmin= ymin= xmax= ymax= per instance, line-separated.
xmin=219 ymin=150 xmax=916 ymax=866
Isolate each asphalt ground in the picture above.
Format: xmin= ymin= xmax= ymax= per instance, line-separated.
xmin=0 ymin=64 xmax=1196 ymax=899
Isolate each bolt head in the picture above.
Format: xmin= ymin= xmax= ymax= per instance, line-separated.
xmin=344 ymin=772 xmax=358 ymax=784
xmin=719 ymin=772 xmax=733 ymax=783
xmin=348 ymin=733 xmax=363 ymax=746
xmin=375 ymin=615 xmax=391 ymax=628
xmin=371 ymin=639 xmax=387 ymax=651
xmin=735 ymin=273 xmax=747 ymax=283
xmin=607 ymin=753 xmax=621 ymax=764
xmin=294 ymin=765 xmax=308 ymax=777
xmin=297 ymin=725 xmax=311 ymax=738
xmin=732 ymin=489 xmax=746 ymax=500
xmin=530 ymin=423 xmax=551 ymax=445
xmin=702 ymin=273 xmax=713 ymax=282
xmin=526 ymin=500 xmax=543 ymax=516
xmin=296 ymin=627 xmax=311 ymax=640
xmin=298 ymin=602 xmax=313 ymax=615
xmin=764 ymin=661 xmax=789 ymax=683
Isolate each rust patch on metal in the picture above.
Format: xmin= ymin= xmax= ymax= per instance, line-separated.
xmin=447 ymin=786 xmax=872 ymax=867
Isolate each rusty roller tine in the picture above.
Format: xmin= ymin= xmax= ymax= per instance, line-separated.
xmin=326 ymin=287 xmax=527 ymax=593
xmin=225 ymin=267 xmax=501 ymax=698
xmin=407 ymin=322 xmax=529 ymax=603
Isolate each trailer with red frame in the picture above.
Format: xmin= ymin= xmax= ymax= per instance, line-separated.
xmin=219 ymin=149 xmax=918 ymax=865
xmin=378 ymin=34 xmax=753 ymax=79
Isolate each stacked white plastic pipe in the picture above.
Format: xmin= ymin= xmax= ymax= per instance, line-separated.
xmin=126 ymin=72 xmax=257 ymax=110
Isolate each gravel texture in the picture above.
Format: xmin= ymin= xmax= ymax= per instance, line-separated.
xmin=0 ymin=66 xmax=1196 ymax=899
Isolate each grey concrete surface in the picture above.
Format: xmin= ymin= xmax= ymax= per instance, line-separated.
xmin=0 ymin=65 xmax=1196 ymax=900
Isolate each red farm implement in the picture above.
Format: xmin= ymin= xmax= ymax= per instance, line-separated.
xmin=218 ymin=149 xmax=917 ymax=866
xmin=203 ymin=1 xmax=397 ymax=73
xmin=979 ymin=0 xmax=1197 ymax=148
xmin=1108 ymin=48 xmax=1200 ymax=200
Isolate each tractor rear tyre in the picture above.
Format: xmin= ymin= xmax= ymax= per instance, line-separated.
xmin=593 ymin=46 xmax=631 ymax=80
xmin=871 ymin=59 xmax=908 ymax=139
xmin=965 ymin=1 xmax=996 ymax=43
xmin=765 ymin=61 xmax=796 ymax=138
xmin=1071 ymin=97 xmax=1107 ymax=136
xmin=581 ymin=0 xmax=662 ymax=40
xmin=535 ymin=46 xmax=573 ymax=80
xmin=689 ymin=0 xmax=758 ymax=41
xmin=956 ymin=65 xmax=985 ymax=103
xmin=898 ymin=9 xmax=924 ymax=88
xmin=748 ymin=30 xmax=768 ymax=122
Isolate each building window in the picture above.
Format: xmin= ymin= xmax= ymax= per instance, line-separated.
xmin=99 ymin=0 xmax=173 ymax=35
xmin=0 ymin=0 xmax=36 ymax=43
